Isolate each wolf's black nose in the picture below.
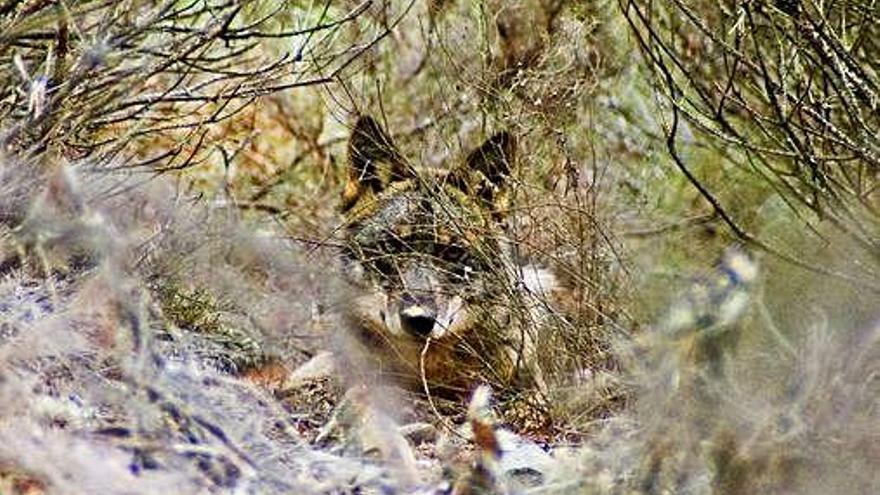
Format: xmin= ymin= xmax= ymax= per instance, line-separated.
xmin=400 ymin=305 xmax=436 ymax=337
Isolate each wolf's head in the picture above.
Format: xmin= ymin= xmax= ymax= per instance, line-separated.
xmin=338 ymin=116 xmax=521 ymax=388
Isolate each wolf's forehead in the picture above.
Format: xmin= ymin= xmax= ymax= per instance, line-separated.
xmin=352 ymin=194 xmax=422 ymax=244
xmin=351 ymin=190 xmax=472 ymax=245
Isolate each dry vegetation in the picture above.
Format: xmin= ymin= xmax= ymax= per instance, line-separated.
xmin=0 ymin=0 xmax=877 ymax=494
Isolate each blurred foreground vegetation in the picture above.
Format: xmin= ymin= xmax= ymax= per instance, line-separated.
xmin=0 ymin=0 xmax=877 ymax=493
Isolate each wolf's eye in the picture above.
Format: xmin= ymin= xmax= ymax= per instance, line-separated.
xmin=372 ymin=257 xmax=394 ymax=277
xmin=435 ymin=244 xmax=480 ymax=280
xmin=436 ymin=244 xmax=470 ymax=264
xmin=347 ymin=243 xmax=395 ymax=282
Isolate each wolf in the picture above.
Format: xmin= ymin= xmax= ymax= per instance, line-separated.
xmin=337 ymin=116 xmax=554 ymax=396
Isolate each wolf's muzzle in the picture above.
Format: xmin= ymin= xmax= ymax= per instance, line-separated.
xmin=399 ymin=303 xmax=436 ymax=338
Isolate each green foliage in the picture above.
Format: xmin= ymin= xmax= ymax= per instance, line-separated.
xmin=155 ymin=281 xmax=225 ymax=335
xmin=154 ymin=278 xmax=270 ymax=373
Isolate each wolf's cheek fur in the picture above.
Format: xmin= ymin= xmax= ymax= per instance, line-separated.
xmin=351 ymin=290 xmax=398 ymax=337
xmin=433 ymin=295 xmax=465 ymax=339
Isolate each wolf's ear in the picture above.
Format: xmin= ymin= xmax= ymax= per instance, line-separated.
xmin=342 ymin=116 xmax=406 ymax=211
xmin=451 ymin=131 xmax=516 ymax=213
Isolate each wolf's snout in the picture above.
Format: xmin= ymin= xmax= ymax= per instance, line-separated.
xmin=399 ymin=303 xmax=436 ymax=337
